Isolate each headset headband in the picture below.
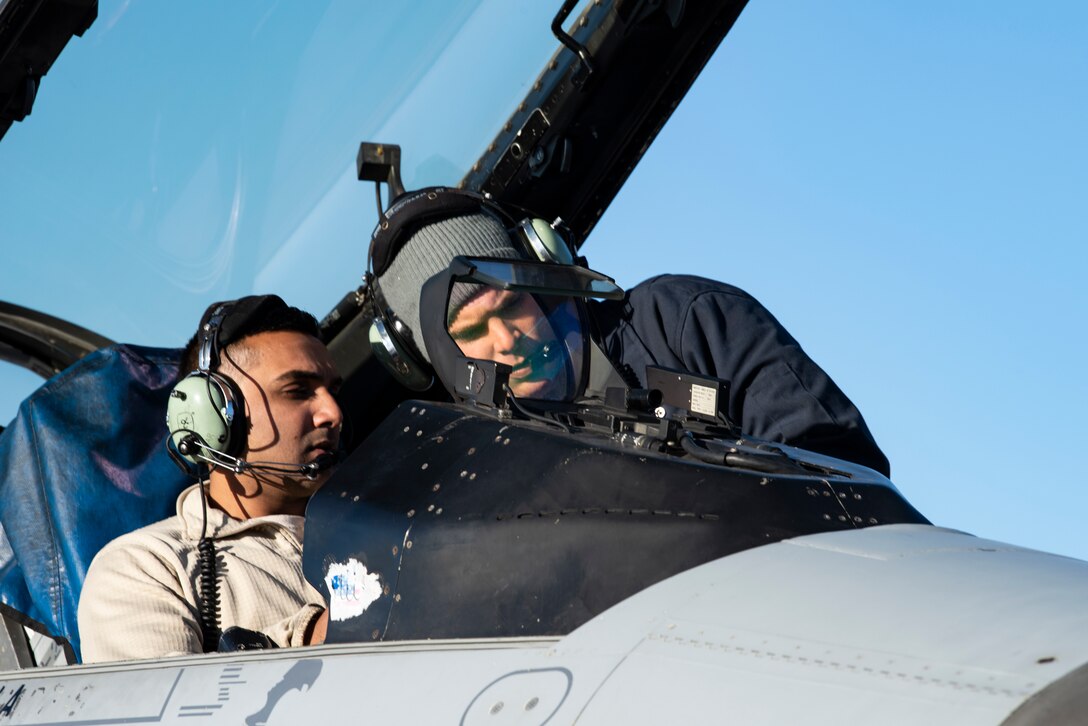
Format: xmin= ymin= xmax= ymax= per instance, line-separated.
xmin=197 ymin=303 xmax=232 ymax=373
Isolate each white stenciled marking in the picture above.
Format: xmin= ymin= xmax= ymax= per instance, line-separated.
xmin=325 ymin=559 xmax=382 ymax=621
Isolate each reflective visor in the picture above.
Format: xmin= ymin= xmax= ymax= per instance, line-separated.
xmin=446 ymin=284 xmax=585 ymax=401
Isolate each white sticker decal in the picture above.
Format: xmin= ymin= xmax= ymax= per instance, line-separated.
xmin=325 ymin=558 xmax=383 ymax=621
xmin=689 ymin=383 xmax=718 ymax=417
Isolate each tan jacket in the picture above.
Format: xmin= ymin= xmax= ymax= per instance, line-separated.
xmin=77 ymin=484 xmax=324 ymax=663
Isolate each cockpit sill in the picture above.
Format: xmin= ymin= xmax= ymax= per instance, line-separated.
xmin=0 ymin=636 xmax=560 ymax=677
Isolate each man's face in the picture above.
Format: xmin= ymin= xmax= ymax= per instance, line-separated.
xmin=448 ymin=288 xmax=575 ymax=399
xmin=223 ymin=330 xmax=343 ymax=497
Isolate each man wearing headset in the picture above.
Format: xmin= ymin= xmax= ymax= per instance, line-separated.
xmin=374 ymin=190 xmax=890 ymax=477
xmin=77 ymin=295 xmax=341 ymax=662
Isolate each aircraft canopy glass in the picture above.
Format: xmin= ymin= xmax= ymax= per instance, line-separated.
xmin=0 ymin=0 xmax=581 ymax=418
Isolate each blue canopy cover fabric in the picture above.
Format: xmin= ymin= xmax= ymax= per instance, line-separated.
xmin=0 ymin=345 xmax=190 ymax=662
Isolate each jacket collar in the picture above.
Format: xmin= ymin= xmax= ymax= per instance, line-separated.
xmin=175 ymin=483 xmax=306 ymax=543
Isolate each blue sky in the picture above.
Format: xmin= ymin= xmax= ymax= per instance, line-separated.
xmin=2 ymin=1 xmax=1086 ymax=560
xmin=590 ymin=1 xmax=1088 ymax=559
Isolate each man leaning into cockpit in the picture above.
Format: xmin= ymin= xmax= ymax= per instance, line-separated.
xmin=77 ymin=295 xmax=340 ymax=662
xmin=369 ymin=188 xmax=889 ymax=477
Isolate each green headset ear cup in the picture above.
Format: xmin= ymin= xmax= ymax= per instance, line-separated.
xmin=521 ymin=218 xmax=575 ymax=265
xmin=368 ymin=318 xmax=432 ymax=391
xmin=166 ymin=373 xmax=245 ymax=463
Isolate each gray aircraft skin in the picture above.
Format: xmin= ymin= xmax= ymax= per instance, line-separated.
xmin=1 ymin=2 xmax=1086 ymax=725
xmin=2 ymin=524 xmax=1088 ymax=724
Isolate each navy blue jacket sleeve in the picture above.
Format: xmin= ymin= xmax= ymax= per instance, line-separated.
xmin=591 ymin=274 xmax=890 ymax=476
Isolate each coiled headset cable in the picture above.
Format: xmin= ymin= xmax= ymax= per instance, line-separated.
xmin=196 ymin=481 xmax=221 ymax=652
xmin=165 ymin=431 xmax=221 ymax=652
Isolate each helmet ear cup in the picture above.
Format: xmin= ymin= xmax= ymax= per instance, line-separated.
xmin=166 ymin=372 xmax=246 ymax=465
xmin=517 ymin=218 xmax=575 ymax=265
xmin=368 ymin=316 xmax=433 ymax=392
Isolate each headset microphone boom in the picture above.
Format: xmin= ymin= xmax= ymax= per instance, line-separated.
xmin=175 ymin=433 xmax=340 ymax=482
